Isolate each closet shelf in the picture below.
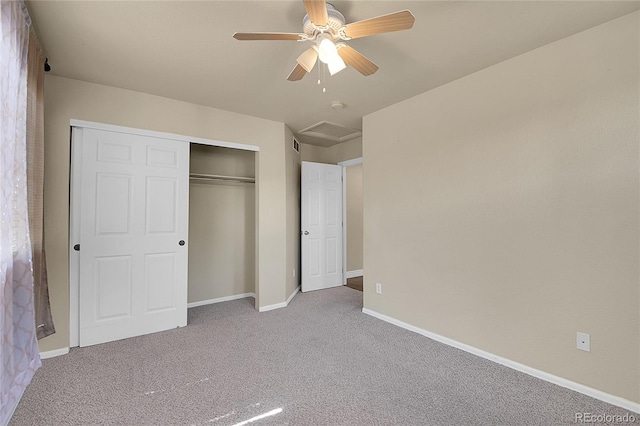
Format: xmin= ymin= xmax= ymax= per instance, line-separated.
xmin=189 ymin=173 xmax=255 ymax=184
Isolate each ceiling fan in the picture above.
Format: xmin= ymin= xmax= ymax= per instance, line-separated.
xmin=233 ymin=0 xmax=415 ymax=81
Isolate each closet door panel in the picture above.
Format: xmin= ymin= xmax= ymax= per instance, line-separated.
xmin=78 ymin=128 xmax=189 ymax=347
xmin=95 ymin=173 xmax=132 ymax=235
xmin=145 ymin=177 xmax=178 ymax=234
xmin=95 ymin=255 xmax=132 ymax=320
xmin=145 ymin=253 xmax=176 ymax=312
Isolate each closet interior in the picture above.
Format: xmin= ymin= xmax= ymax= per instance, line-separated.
xmin=188 ymin=143 xmax=256 ymax=304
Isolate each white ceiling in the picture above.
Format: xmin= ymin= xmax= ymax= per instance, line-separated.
xmin=27 ymin=1 xmax=639 ymax=147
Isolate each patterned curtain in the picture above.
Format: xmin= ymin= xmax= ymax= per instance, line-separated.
xmin=0 ymin=0 xmax=42 ymax=424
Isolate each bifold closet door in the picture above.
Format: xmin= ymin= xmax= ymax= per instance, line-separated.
xmin=78 ymin=128 xmax=189 ymax=347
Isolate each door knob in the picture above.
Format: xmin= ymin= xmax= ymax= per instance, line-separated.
xmin=304 ymin=231 xmax=309 ymax=235
xmin=179 ymin=240 xmax=185 ymax=246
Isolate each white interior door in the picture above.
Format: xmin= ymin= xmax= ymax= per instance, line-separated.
xmin=78 ymin=128 xmax=189 ymax=347
xmin=301 ymin=161 xmax=343 ymax=292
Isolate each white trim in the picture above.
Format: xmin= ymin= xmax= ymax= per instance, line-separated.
xmin=338 ymin=157 xmax=363 ymax=285
xmin=187 ymin=293 xmax=255 ymax=308
xmin=342 ymin=167 xmax=347 ymax=284
xmin=69 ymin=128 xmax=82 ymax=348
xmin=70 ymin=119 xmax=260 ymax=152
xmin=258 ymin=286 xmax=300 ymax=312
xmin=40 ymin=347 xmax=70 ymax=359
xmin=362 ymin=308 xmax=640 ymax=414
xmin=259 ymin=302 xmax=287 ymax=312
xmin=345 ymin=269 xmax=364 ymax=279
xmin=286 ymin=285 xmax=300 ymax=304
xmin=337 ymin=157 xmax=363 ymax=167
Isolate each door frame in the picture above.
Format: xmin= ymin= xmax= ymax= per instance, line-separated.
xmin=337 ymin=157 xmax=363 ymax=285
xmin=69 ymin=120 xmax=259 ymax=347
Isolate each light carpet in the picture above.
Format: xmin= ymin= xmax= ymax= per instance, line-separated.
xmin=11 ymin=287 xmax=634 ymax=425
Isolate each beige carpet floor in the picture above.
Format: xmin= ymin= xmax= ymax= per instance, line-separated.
xmin=11 ymin=286 xmax=634 ymax=425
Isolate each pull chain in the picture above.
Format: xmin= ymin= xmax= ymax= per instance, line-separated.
xmin=316 ymin=63 xmax=328 ymax=93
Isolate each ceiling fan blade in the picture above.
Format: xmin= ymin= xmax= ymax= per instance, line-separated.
xmin=337 ymin=45 xmax=378 ymax=76
xmin=303 ymin=0 xmax=329 ymax=27
xmin=342 ymin=10 xmax=415 ymax=39
xmin=233 ymin=32 xmax=304 ymax=41
xmin=297 ymin=47 xmax=318 ymax=73
xmin=287 ymin=63 xmax=308 ymax=81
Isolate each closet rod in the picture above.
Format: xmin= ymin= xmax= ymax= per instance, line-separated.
xmin=189 ymin=173 xmax=255 ymax=184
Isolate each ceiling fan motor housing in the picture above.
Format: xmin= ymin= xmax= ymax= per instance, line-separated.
xmin=303 ymin=3 xmax=345 ymax=40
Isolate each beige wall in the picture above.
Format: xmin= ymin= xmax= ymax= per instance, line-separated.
xmin=190 ymin=143 xmax=255 ymax=177
xmin=40 ymin=75 xmax=289 ymax=352
xmin=300 ymin=142 xmax=331 ymax=163
xmin=188 ymin=145 xmax=255 ymax=303
xmin=363 ymin=12 xmax=639 ymax=404
xmin=300 ymin=137 xmax=362 ymax=164
xmin=346 ymin=163 xmax=363 ymax=272
xmin=328 ymin=137 xmax=363 ymax=164
xmin=285 ymin=127 xmax=301 ymax=299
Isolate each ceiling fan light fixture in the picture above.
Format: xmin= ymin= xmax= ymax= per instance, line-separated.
xmin=316 ymin=34 xmax=345 ymax=75
xmin=327 ymin=55 xmax=346 ymax=75
xmin=317 ymin=35 xmax=337 ymax=64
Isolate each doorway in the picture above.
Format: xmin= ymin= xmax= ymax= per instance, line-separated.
xmin=340 ymin=157 xmax=363 ymax=291
xmin=299 ymin=157 xmax=363 ymax=292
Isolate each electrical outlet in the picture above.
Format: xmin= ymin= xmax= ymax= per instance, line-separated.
xmin=376 ymin=283 xmax=382 ymax=294
xmin=577 ymin=332 xmax=590 ymax=352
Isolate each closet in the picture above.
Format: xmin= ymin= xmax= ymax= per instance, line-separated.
xmin=188 ymin=144 xmax=256 ymax=305
xmin=70 ymin=121 xmax=258 ymax=347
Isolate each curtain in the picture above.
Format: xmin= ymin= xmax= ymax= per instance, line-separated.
xmin=27 ymin=25 xmax=54 ymax=340
xmin=0 ymin=1 xmax=42 ymax=424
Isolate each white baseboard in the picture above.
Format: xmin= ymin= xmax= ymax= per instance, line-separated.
xmin=187 ymin=293 xmax=255 ymax=308
xmin=345 ymin=269 xmax=364 ymax=279
xmin=259 ymin=286 xmax=300 ymax=312
xmin=39 ymin=347 xmax=70 ymax=359
xmin=362 ymin=308 xmax=640 ymax=414
xmin=259 ymin=302 xmax=286 ymax=312
xmin=286 ymin=285 xmax=300 ymax=304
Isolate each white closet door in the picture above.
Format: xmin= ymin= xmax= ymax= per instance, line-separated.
xmin=78 ymin=128 xmax=189 ymax=347
xmin=301 ymin=161 xmax=343 ymax=292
